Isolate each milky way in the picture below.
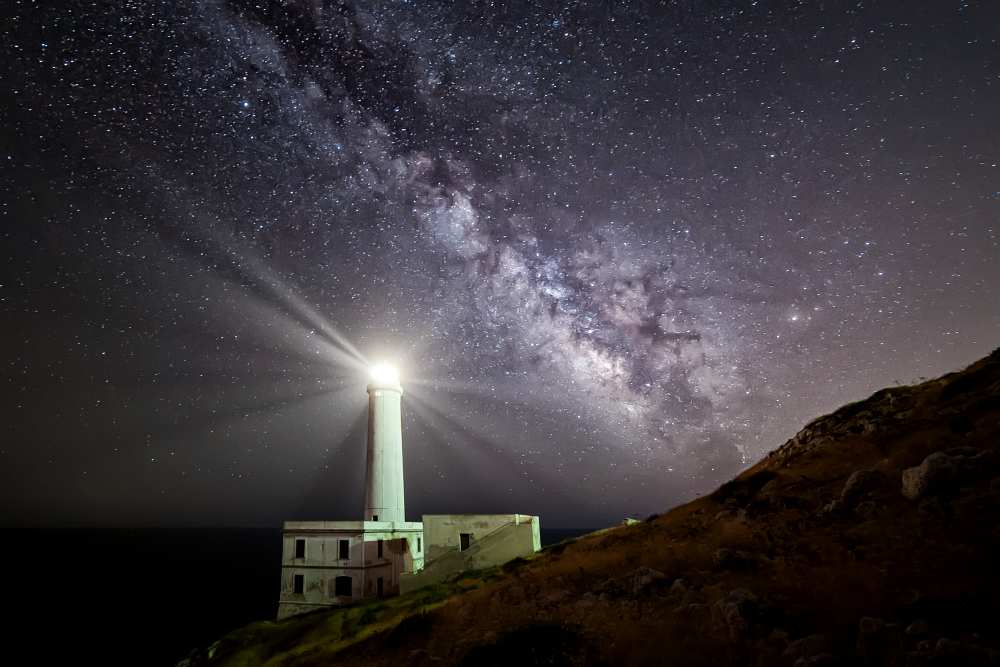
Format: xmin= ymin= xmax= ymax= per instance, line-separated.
xmin=3 ymin=1 xmax=998 ymax=526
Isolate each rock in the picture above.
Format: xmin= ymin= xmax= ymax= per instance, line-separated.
xmin=945 ymin=446 xmax=981 ymax=458
xmin=726 ymin=588 xmax=757 ymax=605
xmin=669 ymin=578 xmax=687 ymax=595
xmin=712 ymin=588 xmax=758 ymax=639
xmin=594 ymin=566 xmax=666 ymax=598
xmin=902 ymin=453 xmax=955 ymax=500
xmin=819 ymin=500 xmax=842 ymax=517
xmin=712 ymin=548 xmax=758 ymax=570
xmin=793 ymin=655 xmax=837 ymax=667
xmin=841 ymin=469 xmax=885 ymax=508
xmin=905 ymin=620 xmax=929 ymax=637
xmin=714 ymin=507 xmax=750 ymax=523
xmin=628 ymin=566 xmax=666 ymax=594
xmin=784 ymin=634 xmax=831 ymax=661
xmin=933 ymin=638 xmax=993 ymax=666
xmin=902 ymin=447 xmax=994 ymax=500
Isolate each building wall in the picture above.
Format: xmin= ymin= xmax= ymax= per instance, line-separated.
xmin=422 ymin=514 xmax=535 ymax=560
xmin=400 ymin=514 xmax=540 ymax=594
xmin=276 ymin=521 xmax=424 ymax=620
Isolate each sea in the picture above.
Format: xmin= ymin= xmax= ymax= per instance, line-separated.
xmin=2 ymin=527 xmax=591 ymax=666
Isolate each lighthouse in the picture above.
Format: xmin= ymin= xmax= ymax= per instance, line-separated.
xmin=364 ymin=363 xmax=405 ymax=522
xmin=276 ymin=360 xmax=541 ymax=619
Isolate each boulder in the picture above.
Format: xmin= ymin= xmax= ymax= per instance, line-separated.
xmin=628 ymin=566 xmax=666 ymax=594
xmin=711 ymin=588 xmax=758 ymax=639
xmin=841 ymin=469 xmax=885 ymax=508
xmin=902 ymin=453 xmax=954 ymax=500
xmin=902 ymin=449 xmax=992 ymax=500
xmin=933 ymin=638 xmax=993 ymax=666
xmin=783 ymin=634 xmax=831 ymax=661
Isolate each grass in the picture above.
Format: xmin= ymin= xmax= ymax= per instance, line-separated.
xmin=203 ymin=566 xmax=505 ymax=666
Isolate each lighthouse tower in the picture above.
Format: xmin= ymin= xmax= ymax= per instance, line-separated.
xmin=364 ymin=363 xmax=405 ymax=522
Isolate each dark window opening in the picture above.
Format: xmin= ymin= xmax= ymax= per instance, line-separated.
xmin=377 ymin=539 xmax=383 ymax=558
xmin=293 ymin=574 xmax=304 ymax=594
xmin=339 ymin=539 xmax=349 ymax=560
xmin=334 ymin=576 xmax=352 ymax=597
xmin=460 ymin=533 xmax=472 ymax=551
xmin=417 ymin=536 xmax=422 ymax=553
xmin=372 ymin=514 xmax=378 ymax=521
xmin=376 ymin=577 xmax=384 ymax=597
xmin=294 ymin=538 xmax=305 ymax=559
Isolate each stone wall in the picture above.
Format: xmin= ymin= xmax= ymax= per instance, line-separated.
xmin=399 ymin=514 xmax=540 ymax=594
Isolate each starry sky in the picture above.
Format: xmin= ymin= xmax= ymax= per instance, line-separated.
xmin=3 ymin=1 xmax=998 ymax=528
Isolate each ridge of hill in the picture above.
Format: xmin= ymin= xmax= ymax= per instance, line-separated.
xmin=191 ymin=348 xmax=1000 ymax=667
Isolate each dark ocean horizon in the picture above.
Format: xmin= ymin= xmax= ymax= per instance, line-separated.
xmin=2 ymin=525 xmax=593 ymax=666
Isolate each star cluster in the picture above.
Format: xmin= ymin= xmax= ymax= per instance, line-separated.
xmin=2 ymin=1 xmax=998 ymax=526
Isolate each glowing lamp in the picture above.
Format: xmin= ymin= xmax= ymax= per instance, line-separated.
xmin=369 ymin=362 xmax=400 ymax=387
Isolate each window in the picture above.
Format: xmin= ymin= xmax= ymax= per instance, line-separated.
xmin=377 ymin=539 xmax=383 ymax=558
xmin=376 ymin=577 xmax=384 ymax=597
xmin=294 ymin=538 xmax=305 ymax=559
xmin=293 ymin=574 xmax=304 ymax=594
xmin=372 ymin=514 xmax=378 ymax=521
xmin=417 ymin=537 xmax=422 ymax=553
xmin=460 ymin=533 xmax=472 ymax=551
xmin=334 ymin=576 xmax=352 ymax=597
xmin=339 ymin=539 xmax=349 ymax=560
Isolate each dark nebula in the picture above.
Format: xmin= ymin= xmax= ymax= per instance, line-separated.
xmin=2 ymin=1 xmax=998 ymax=527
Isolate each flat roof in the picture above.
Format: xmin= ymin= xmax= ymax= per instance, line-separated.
xmin=421 ymin=513 xmax=538 ymax=519
xmin=282 ymin=520 xmax=424 ymax=532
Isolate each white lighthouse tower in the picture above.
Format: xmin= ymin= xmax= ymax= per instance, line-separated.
xmin=364 ymin=363 xmax=405 ymax=522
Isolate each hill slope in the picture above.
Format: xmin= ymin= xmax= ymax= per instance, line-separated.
xmin=194 ymin=348 xmax=1000 ymax=667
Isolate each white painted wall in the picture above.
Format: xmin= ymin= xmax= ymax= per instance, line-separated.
xmin=399 ymin=514 xmax=540 ymax=594
xmin=422 ymin=514 xmax=535 ymax=560
xmin=276 ymin=521 xmax=424 ymax=620
xmin=364 ymin=381 xmax=406 ymax=523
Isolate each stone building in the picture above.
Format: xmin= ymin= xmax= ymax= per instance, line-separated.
xmin=277 ymin=364 xmax=540 ymax=619
xmin=400 ymin=513 xmax=540 ymax=594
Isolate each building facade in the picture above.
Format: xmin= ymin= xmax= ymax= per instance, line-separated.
xmin=276 ymin=520 xmax=424 ymax=619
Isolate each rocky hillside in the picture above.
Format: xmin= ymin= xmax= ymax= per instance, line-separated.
xmin=193 ymin=348 xmax=1000 ymax=667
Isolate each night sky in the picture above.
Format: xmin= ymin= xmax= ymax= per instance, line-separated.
xmin=3 ymin=1 xmax=998 ymax=528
